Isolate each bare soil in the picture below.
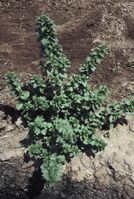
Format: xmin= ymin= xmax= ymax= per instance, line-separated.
xmin=0 ymin=0 xmax=134 ymax=103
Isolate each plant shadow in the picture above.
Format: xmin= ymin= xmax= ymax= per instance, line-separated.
xmin=101 ymin=116 xmax=128 ymax=130
xmin=27 ymin=167 xmax=45 ymax=199
xmin=0 ymin=103 xmax=20 ymax=123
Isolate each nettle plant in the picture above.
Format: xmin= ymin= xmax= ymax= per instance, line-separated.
xmin=5 ymin=16 xmax=134 ymax=186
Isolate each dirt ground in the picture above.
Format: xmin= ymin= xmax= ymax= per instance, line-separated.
xmin=0 ymin=0 xmax=134 ymax=102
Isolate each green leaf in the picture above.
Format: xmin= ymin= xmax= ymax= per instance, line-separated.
xmin=20 ymin=91 xmax=30 ymax=100
xmin=16 ymin=102 xmax=23 ymax=110
xmin=28 ymin=143 xmax=42 ymax=157
xmin=96 ymin=58 xmax=101 ymax=64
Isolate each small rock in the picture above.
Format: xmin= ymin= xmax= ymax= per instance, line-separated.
xmin=15 ymin=118 xmax=22 ymax=128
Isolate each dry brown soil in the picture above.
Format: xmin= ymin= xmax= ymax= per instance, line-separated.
xmin=0 ymin=0 xmax=134 ymax=102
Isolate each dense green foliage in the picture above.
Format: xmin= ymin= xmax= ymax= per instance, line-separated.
xmin=5 ymin=15 xmax=134 ymax=186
